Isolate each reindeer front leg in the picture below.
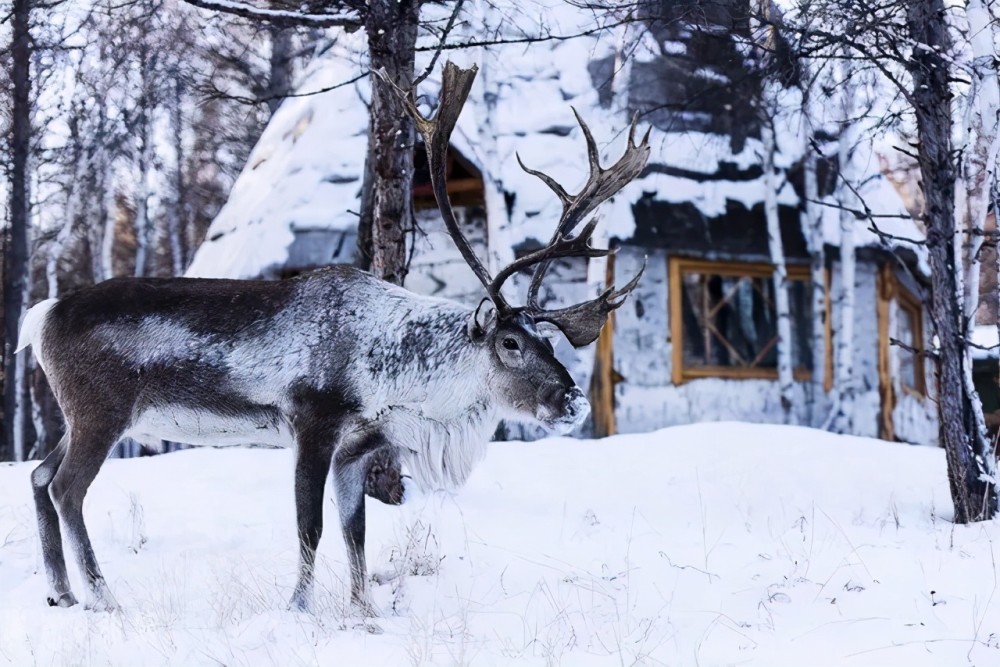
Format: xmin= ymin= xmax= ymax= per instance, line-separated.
xmin=289 ymin=420 xmax=337 ymax=612
xmin=332 ymin=429 xmax=388 ymax=614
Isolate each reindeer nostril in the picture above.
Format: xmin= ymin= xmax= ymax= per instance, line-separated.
xmin=564 ymin=386 xmax=586 ymax=413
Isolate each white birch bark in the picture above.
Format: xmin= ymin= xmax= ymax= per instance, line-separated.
xmin=48 ymin=149 xmax=87 ymax=297
xmin=803 ymin=148 xmax=827 ymax=423
xmin=133 ymin=116 xmax=153 ymax=278
xmin=798 ymin=66 xmax=829 ymax=424
xmin=957 ymin=0 xmax=1000 ymax=471
xmin=168 ymin=77 xmax=185 ymax=276
xmin=962 ymin=0 xmax=1000 ymax=324
xmin=761 ymin=110 xmax=796 ymax=423
xmin=131 ymin=12 xmax=158 ymax=280
xmin=99 ymin=152 xmax=117 ymax=281
xmin=829 ymin=100 xmax=860 ymax=434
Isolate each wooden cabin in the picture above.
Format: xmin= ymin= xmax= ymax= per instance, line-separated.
xmin=187 ymin=0 xmax=938 ymax=444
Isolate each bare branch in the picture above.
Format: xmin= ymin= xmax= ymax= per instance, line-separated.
xmin=415 ymin=17 xmax=638 ymax=53
xmin=181 ymin=0 xmax=362 ymax=29
xmin=413 ymin=0 xmax=464 ymax=88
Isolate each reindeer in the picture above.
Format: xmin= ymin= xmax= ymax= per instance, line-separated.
xmin=17 ymin=62 xmax=649 ymax=613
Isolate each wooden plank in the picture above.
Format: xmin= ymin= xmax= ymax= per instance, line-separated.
xmin=670 ymin=256 xmax=684 ymax=385
xmin=589 ymin=253 xmax=618 ymax=437
xmin=679 ymin=366 xmax=813 ymax=381
xmin=877 ymin=263 xmax=896 ymax=441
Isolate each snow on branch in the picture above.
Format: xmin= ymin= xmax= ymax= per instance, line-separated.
xmin=414 ymin=16 xmax=638 ymax=52
xmin=181 ymin=0 xmax=362 ymax=29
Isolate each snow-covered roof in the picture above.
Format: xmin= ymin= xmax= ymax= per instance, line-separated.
xmin=817 ymin=138 xmax=928 ymax=271
xmin=187 ymin=0 xmax=924 ymax=280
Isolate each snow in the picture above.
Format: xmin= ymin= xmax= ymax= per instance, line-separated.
xmin=972 ymin=324 xmax=999 ymax=360
xmin=1 ymin=423 xmax=997 ymax=666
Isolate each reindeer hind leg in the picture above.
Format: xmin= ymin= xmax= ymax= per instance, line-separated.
xmin=49 ymin=420 xmax=124 ymax=611
xmin=31 ymin=434 xmax=76 ymax=607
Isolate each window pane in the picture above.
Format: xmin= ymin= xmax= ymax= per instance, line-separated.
xmin=788 ymin=278 xmax=814 ymax=371
xmin=678 ymin=265 xmax=813 ymax=373
xmin=897 ymin=304 xmax=916 ymax=390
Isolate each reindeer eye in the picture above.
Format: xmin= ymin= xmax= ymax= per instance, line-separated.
xmin=502 ymin=337 xmax=520 ymax=351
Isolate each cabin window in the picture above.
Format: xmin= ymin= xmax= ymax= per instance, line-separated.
xmin=895 ymin=282 xmax=926 ymax=397
xmin=669 ymin=257 xmax=815 ymax=383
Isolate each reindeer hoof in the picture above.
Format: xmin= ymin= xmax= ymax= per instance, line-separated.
xmin=85 ymin=586 xmax=119 ymax=612
xmin=47 ymin=592 xmax=78 ymax=608
xmin=287 ymin=591 xmax=312 ymax=613
xmin=85 ymin=598 xmax=119 ymax=612
xmin=351 ymin=596 xmax=379 ymax=619
xmin=353 ymin=620 xmax=384 ymax=635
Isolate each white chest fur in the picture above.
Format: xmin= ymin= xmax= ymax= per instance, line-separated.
xmin=381 ymin=404 xmax=496 ymax=490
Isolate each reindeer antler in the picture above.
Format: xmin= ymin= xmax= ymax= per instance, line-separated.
xmin=503 ymin=110 xmax=650 ymax=345
xmin=389 ymin=61 xmax=650 ymax=347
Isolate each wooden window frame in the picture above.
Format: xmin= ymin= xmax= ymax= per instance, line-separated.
xmin=894 ymin=278 xmax=927 ymax=398
xmin=669 ymin=257 xmax=816 ymax=385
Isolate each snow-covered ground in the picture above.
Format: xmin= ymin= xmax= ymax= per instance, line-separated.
xmin=0 ymin=423 xmax=997 ymax=666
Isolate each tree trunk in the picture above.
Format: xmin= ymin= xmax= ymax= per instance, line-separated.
xmin=829 ymin=100 xmax=859 ymax=434
xmin=908 ymin=0 xmax=998 ymax=523
xmin=359 ymin=0 xmax=420 ymax=286
xmin=761 ymin=115 xmax=796 ymax=423
xmin=267 ymin=23 xmax=294 ymax=117
xmin=3 ymin=0 xmax=33 ymax=462
xmin=168 ymin=76 xmax=187 ymax=276
xmin=961 ymin=0 xmax=1000 ymax=323
xmin=802 ymin=149 xmax=828 ymax=424
xmin=355 ymin=148 xmax=376 ymax=272
xmin=133 ymin=49 xmax=155 ymax=279
xmin=98 ymin=115 xmax=117 ymax=282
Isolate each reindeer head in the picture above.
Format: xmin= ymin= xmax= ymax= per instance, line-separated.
xmin=390 ymin=62 xmax=650 ymax=433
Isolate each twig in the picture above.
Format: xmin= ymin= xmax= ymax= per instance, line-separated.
xmin=890 ymin=336 xmax=939 ymax=360
xmin=415 ymin=17 xmax=637 ymax=52
xmin=181 ymin=0 xmax=361 ymax=28
xmin=413 ymin=0 xmax=465 ymax=88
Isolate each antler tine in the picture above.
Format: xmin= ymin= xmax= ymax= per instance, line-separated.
xmin=532 ymin=258 xmax=647 ymax=348
xmin=507 ymin=110 xmax=650 ymax=316
xmin=489 ymin=217 xmax=611 ymax=299
xmin=572 ymin=107 xmax=603 ymax=192
xmin=524 ymin=216 xmax=601 ymax=308
xmin=378 ymin=62 xmax=510 ymax=312
xmin=515 ymin=153 xmax=571 ymax=206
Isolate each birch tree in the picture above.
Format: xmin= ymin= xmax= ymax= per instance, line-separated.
xmin=801 ymin=123 xmax=828 ymax=424
xmin=775 ymin=0 xmax=999 ymax=521
xmin=959 ymin=0 xmax=1000 ymax=327
xmin=752 ymin=6 xmax=798 ymax=423
xmin=3 ymin=0 xmax=33 ymax=462
xmin=828 ymin=93 xmax=860 ymax=434
xmin=761 ymin=113 xmax=797 ymax=422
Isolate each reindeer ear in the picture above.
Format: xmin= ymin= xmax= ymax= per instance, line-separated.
xmin=468 ymin=299 xmax=497 ymax=342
